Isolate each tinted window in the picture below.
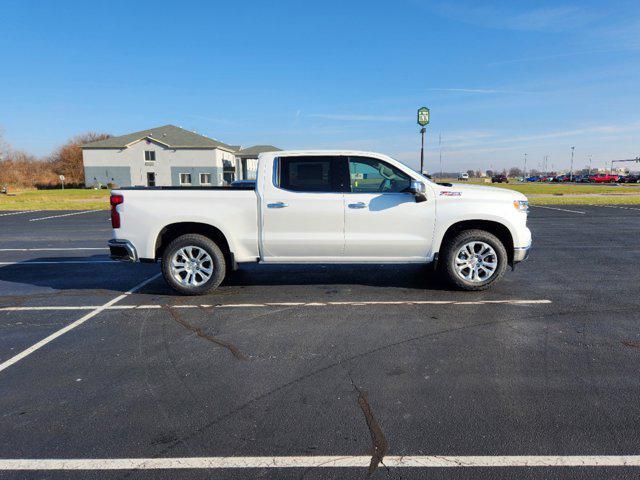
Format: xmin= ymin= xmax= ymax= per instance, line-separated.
xmin=348 ymin=156 xmax=411 ymax=193
xmin=279 ymin=156 xmax=341 ymax=192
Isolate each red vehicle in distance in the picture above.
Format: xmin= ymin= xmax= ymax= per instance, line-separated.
xmin=589 ymin=173 xmax=620 ymax=183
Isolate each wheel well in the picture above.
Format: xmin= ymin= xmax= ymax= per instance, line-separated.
xmin=439 ymin=220 xmax=514 ymax=265
xmin=155 ymin=222 xmax=233 ymax=267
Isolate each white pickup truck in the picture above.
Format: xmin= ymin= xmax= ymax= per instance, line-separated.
xmin=108 ymin=150 xmax=531 ymax=294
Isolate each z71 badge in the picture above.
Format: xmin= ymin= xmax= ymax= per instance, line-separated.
xmin=440 ymin=191 xmax=462 ymax=196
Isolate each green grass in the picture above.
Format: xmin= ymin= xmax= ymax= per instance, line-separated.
xmin=0 ymin=189 xmax=110 ymax=210
xmin=528 ymin=195 xmax=640 ymax=205
xmin=441 ymin=178 xmax=640 ymax=195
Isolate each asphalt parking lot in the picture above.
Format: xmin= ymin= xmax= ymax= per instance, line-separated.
xmin=1 ymin=206 xmax=639 ymax=479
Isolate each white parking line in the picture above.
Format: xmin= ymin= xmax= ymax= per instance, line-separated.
xmin=0 ymin=247 xmax=107 ymax=252
xmin=0 ymin=261 xmax=115 ymax=265
xmin=0 ymin=273 xmax=161 ymax=373
xmin=0 ymin=210 xmax=45 ymax=217
xmin=0 ymin=299 xmax=552 ymax=312
xmin=530 ymin=205 xmax=586 ymax=214
xmin=0 ymin=455 xmax=638 ymax=470
xmin=28 ymin=210 xmax=102 ymax=222
xmin=591 ymin=204 xmax=640 ymax=211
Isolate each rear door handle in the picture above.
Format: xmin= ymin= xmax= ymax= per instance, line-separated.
xmin=348 ymin=202 xmax=367 ymax=209
xmin=267 ymin=202 xmax=288 ymax=208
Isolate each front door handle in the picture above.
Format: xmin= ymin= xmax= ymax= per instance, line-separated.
xmin=267 ymin=202 xmax=288 ymax=209
xmin=348 ymin=202 xmax=367 ymax=209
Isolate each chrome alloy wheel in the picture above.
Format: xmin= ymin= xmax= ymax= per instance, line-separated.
xmin=170 ymin=246 xmax=214 ymax=287
xmin=454 ymin=241 xmax=498 ymax=283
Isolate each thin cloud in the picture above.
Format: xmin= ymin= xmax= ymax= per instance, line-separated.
xmin=427 ymin=88 xmax=533 ymax=94
xmin=308 ymin=113 xmax=407 ymax=122
xmin=422 ymin=1 xmax=597 ymax=33
xmin=488 ymin=47 xmax=640 ymax=66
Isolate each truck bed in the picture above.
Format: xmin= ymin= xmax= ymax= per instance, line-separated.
xmin=111 ymin=187 xmax=260 ymax=262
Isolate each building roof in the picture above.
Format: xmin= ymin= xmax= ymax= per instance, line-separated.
xmin=81 ymin=125 xmax=237 ymax=151
xmin=235 ymin=145 xmax=282 ymax=158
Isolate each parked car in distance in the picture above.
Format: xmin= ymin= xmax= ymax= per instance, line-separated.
xmin=574 ymin=174 xmax=591 ymax=183
xmin=525 ymin=176 xmax=540 ymax=182
xmin=589 ymin=173 xmax=620 ymax=183
xmin=554 ymin=174 xmax=573 ymax=182
xmin=230 ymin=180 xmax=256 ymax=188
xmin=109 ymin=150 xmax=531 ymax=294
xmin=619 ymin=174 xmax=639 ymax=183
xmin=491 ymin=174 xmax=509 ymax=183
xmin=457 ymin=172 xmax=469 ymax=181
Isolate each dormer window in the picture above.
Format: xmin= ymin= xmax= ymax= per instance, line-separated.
xmin=144 ymin=151 xmax=156 ymax=162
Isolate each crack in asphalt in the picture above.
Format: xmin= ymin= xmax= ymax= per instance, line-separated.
xmin=356 ymin=387 xmax=389 ymax=476
xmin=162 ymin=305 xmax=248 ymax=361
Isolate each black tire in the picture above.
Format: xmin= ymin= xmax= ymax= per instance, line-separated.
xmin=440 ymin=229 xmax=508 ymax=291
xmin=161 ymin=234 xmax=226 ymax=295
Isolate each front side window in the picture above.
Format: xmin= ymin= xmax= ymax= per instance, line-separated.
xmin=144 ymin=151 xmax=156 ymax=162
xmin=179 ymin=173 xmax=192 ymax=185
xmin=348 ymin=156 xmax=411 ymax=193
xmin=200 ymin=173 xmax=212 ymax=185
xmin=278 ymin=156 xmax=340 ymax=192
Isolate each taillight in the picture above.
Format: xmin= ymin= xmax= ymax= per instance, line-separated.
xmin=110 ymin=194 xmax=124 ymax=228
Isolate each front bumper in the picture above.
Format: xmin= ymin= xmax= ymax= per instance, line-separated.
xmin=108 ymin=239 xmax=138 ymax=262
xmin=513 ymin=242 xmax=531 ymax=263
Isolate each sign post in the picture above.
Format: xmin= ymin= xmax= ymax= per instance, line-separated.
xmin=417 ymin=107 xmax=430 ymax=174
xmin=59 ymin=175 xmax=65 ymax=190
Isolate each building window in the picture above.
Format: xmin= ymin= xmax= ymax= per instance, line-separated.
xmin=179 ymin=173 xmax=192 ymax=185
xmin=144 ymin=151 xmax=156 ymax=161
xmin=200 ymin=173 xmax=212 ymax=185
xmin=222 ymin=159 xmax=236 ymax=185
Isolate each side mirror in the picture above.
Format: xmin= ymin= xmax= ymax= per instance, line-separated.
xmin=409 ymin=180 xmax=427 ymax=203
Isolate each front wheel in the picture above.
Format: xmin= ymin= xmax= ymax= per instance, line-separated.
xmin=440 ymin=229 xmax=508 ymax=291
xmin=161 ymin=234 xmax=226 ymax=295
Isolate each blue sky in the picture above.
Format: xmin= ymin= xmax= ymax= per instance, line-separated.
xmin=1 ymin=0 xmax=638 ymax=172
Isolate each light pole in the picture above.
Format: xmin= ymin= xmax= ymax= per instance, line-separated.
xmin=570 ymin=146 xmax=575 ymax=181
xmin=523 ymin=153 xmax=527 ymax=180
xmin=417 ymin=107 xmax=430 ymax=174
xmin=420 ymin=127 xmax=426 ymax=174
xmin=588 ymin=155 xmax=592 ymax=175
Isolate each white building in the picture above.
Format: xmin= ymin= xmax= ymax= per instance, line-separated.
xmin=82 ymin=125 xmax=280 ymax=187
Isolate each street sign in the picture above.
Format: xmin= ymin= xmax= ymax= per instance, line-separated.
xmin=417 ymin=107 xmax=430 ymax=126
xmin=59 ymin=175 xmax=65 ymax=182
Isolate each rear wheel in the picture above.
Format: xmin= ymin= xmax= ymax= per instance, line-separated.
xmin=440 ymin=229 xmax=507 ymax=291
xmin=161 ymin=234 xmax=226 ymax=295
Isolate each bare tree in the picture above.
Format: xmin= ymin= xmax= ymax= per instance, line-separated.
xmin=48 ymin=132 xmax=111 ymax=184
xmin=508 ymin=167 xmax=523 ymax=177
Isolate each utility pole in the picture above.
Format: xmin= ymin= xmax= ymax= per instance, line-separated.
xmin=570 ymin=146 xmax=575 ymax=181
xmin=544 ymin=155 xmax=549 ymax=175
xmin=588 ymin=155 xmax=592 ymax=175
xmin=523 ymin=153 xmax=527 ymax=180
xmin=438 ymin=133 xmax=443 ymax=178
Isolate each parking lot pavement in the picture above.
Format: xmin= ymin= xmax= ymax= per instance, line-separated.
xmin=0 ymin=209 xmax=110 ymax=249
xmin=0 ymin=206 xmax=639 ymax=479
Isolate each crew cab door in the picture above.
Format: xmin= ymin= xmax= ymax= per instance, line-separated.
xmin=343 ymin=156 xmax=435 ymax=261
xmin=260 ymin=156 xmax=345 ymax=261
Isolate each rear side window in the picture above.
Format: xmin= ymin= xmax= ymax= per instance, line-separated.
xmin=278 ymin=156 xmax=342 ymax=192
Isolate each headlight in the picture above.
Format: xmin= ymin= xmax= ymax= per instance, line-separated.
xmin=513 ymin=200 xmax=529 ymax=212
